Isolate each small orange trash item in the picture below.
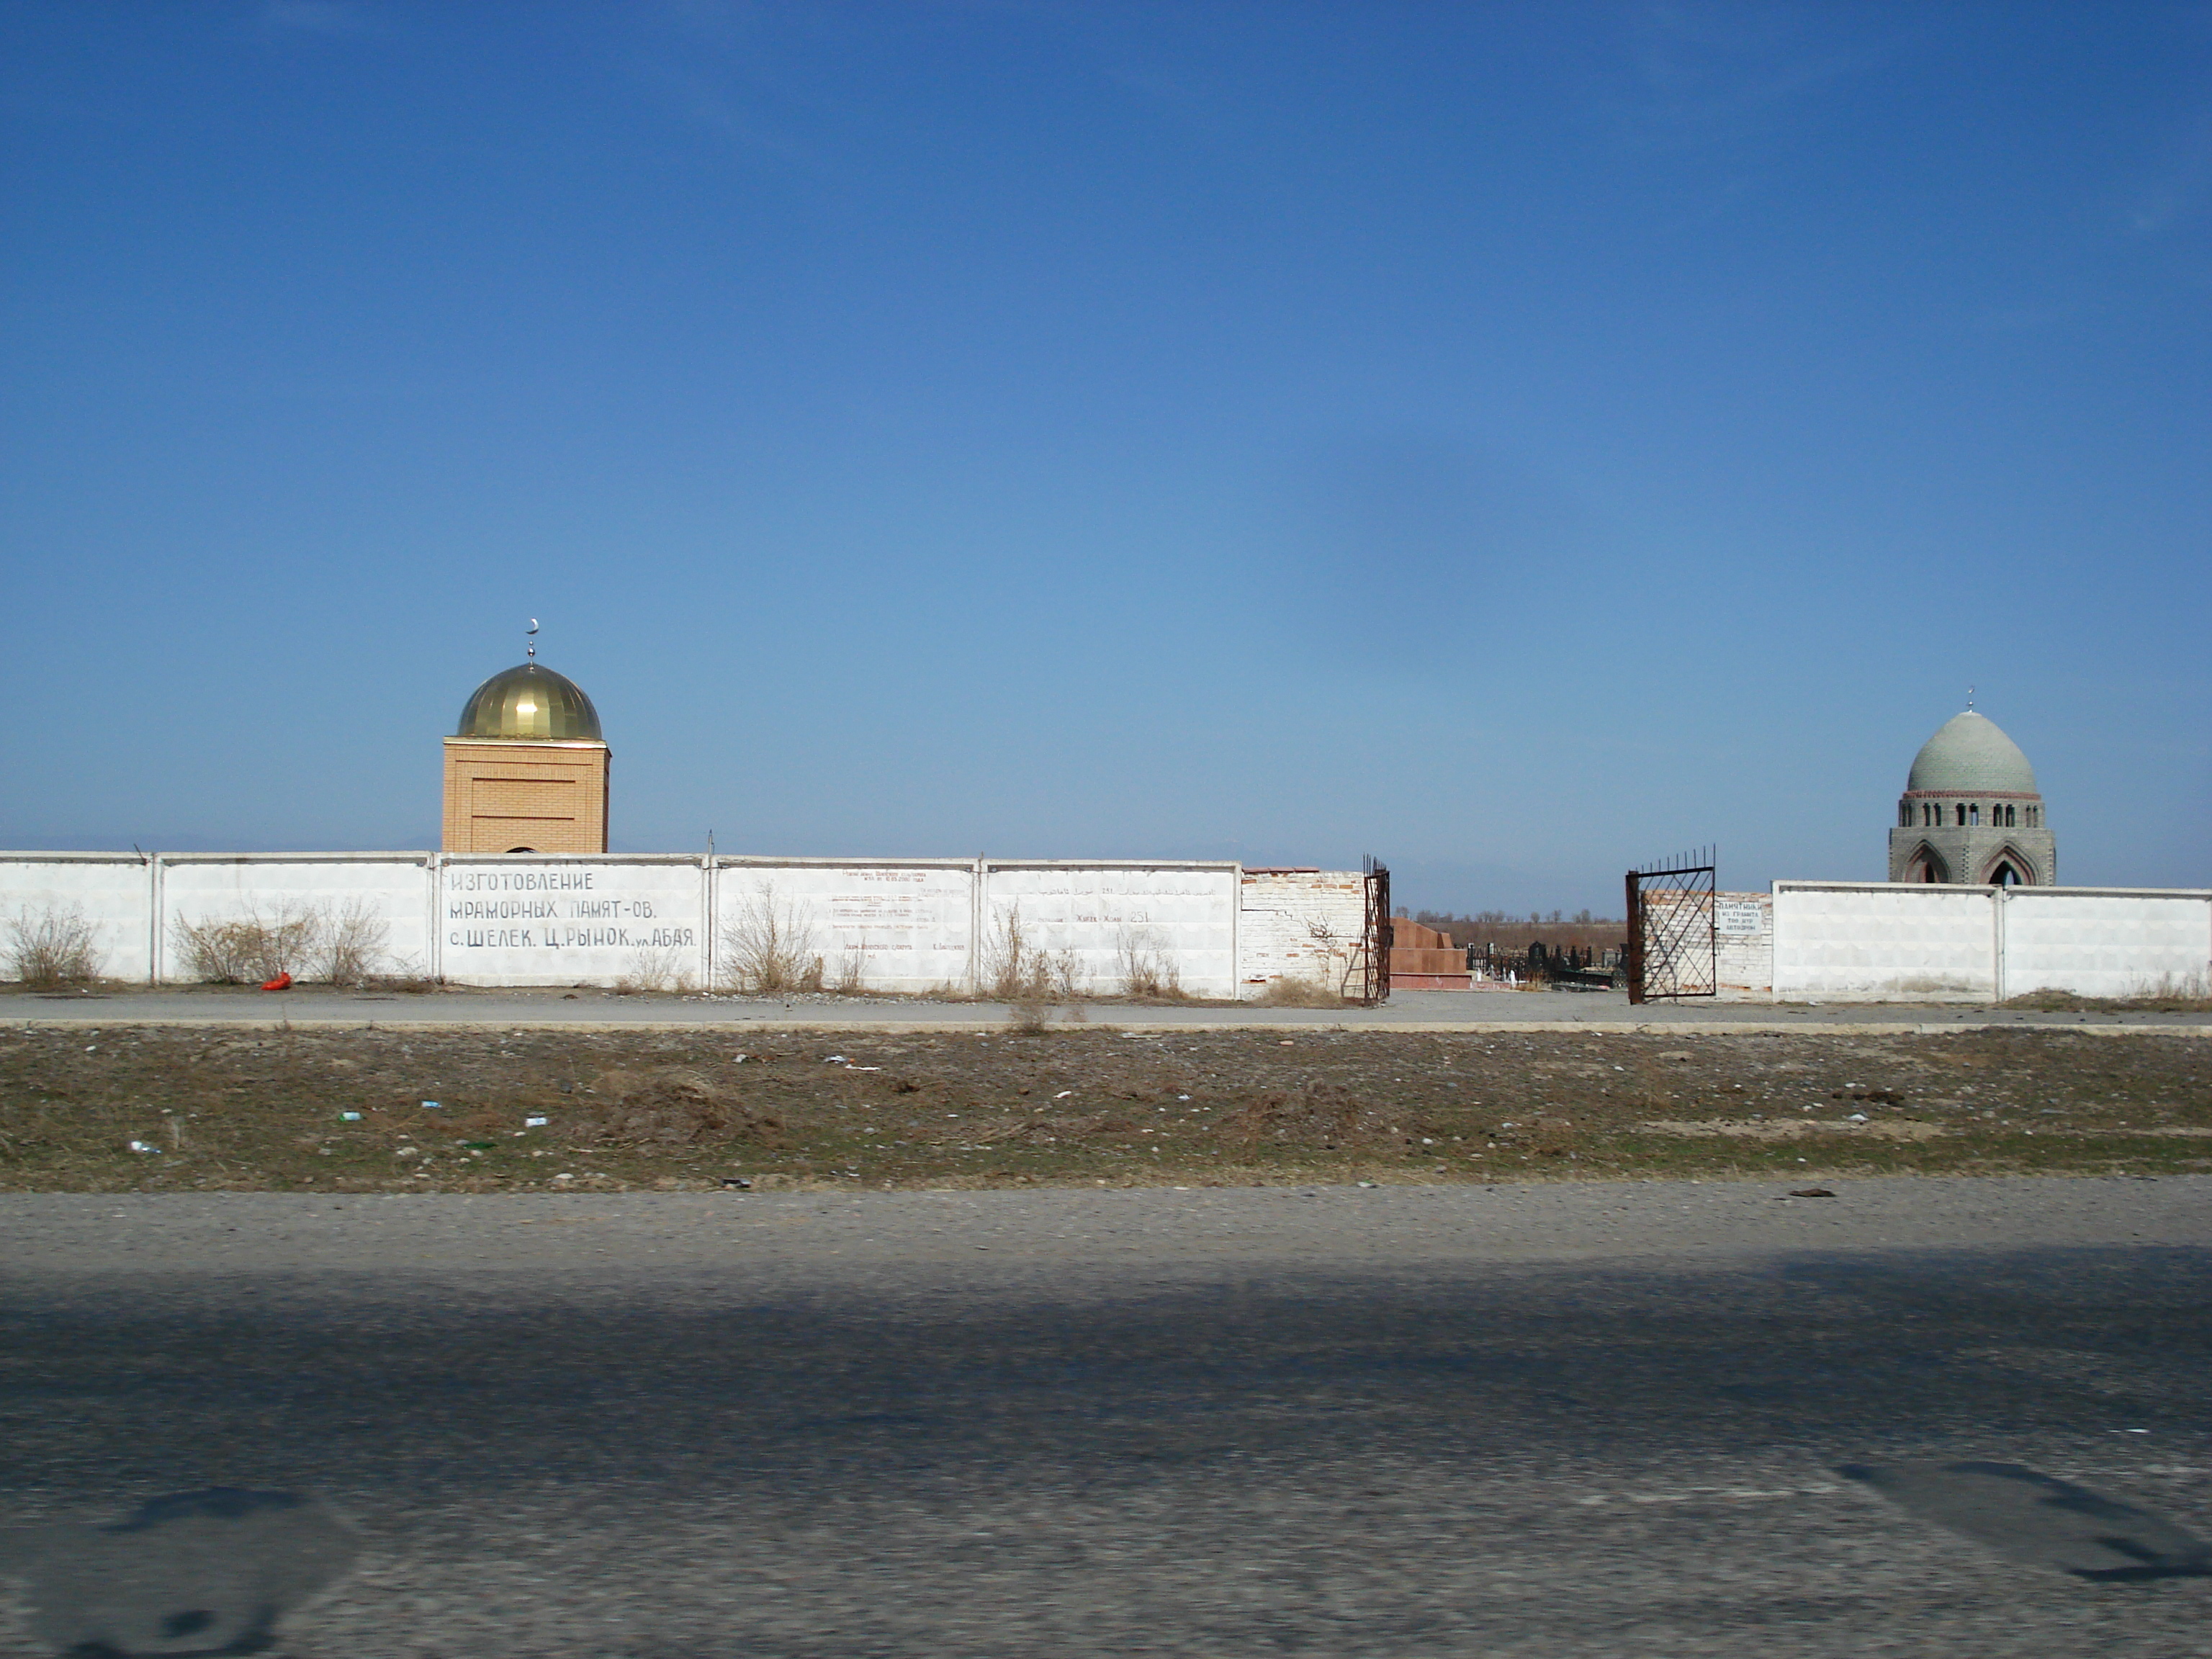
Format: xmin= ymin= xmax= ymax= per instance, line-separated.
xmin=261 ymin=971 xmax=293 ymax=992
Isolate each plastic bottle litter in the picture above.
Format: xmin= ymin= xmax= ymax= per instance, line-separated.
xmin=524 ymin=1116 xmax=548 ymax=1127
xmin=338 ymin=1112 xmax=361 ymax=1122
xmin=421 ymin=1100 xmax=441 ymax=1110
xmin=126 ymin=1140 xmax=161 ymax=1154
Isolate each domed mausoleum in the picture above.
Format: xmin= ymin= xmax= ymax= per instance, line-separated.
xmin=1888 ymin=710 xmax=2054 ymax=886
xmin=441 ymin=662 xmax=610 ymax=853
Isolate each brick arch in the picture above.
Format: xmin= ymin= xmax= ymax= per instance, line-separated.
xmin=1902 ymin=842 xmax=1949 ymax=884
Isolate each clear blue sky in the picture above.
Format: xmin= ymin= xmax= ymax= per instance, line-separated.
xmin=3 ymin=2 xmax=2206 ymax=912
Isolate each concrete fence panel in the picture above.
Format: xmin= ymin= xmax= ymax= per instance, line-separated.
xmin=1773 ymin=882 xmax=1997 ymax=1002
xmin=435 ymin=855 xmax=706 ymax=989
xmin=2000 ymin=889 xmax=2211 ymax=999
xmin=982 ymin=863 xmax=1239 ymax=999
xmin=711 ymin=858 xmax=976 ymax=995
xmin=158 ymin=854 xmax=436 ymax=985
xmin=0 ymin=853 xmax=156 ymax=984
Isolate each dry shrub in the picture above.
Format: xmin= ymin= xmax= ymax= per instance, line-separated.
xmin=167 ymin=899 xmax=391 ymax=985
xmin=1254 ymin=976 xmax=1342 ymax=1008
xmin=6 ymin=905 xmax=103 ymax=986
xmin=719 ymin=882 xmax=820 ymax=994
xmin=580 ymin=1069 xmax=783 ymax=1147
xmin=171 ymin=902 xmax=320 ymax=983
xmin=1118 ymin=924 xmax=1184 ymax=1000
xmin=617 ymin=943 xmax=696 ymax=994
xmin=310 ymin=900 xmax=390 ymax=986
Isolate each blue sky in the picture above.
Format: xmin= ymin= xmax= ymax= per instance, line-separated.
xmin=2 ymin=1 xmax=2206 ymax=911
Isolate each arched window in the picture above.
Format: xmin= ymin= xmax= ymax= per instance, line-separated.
xmin=1955 ymin=804 xmax=1966 ymax=827
xmin=2006 ymin=804 xmax=2017 ymax=827
xmin=1990 ymin=860 xmax=2020 ymax=886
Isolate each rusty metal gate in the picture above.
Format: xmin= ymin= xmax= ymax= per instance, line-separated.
xmin=1624 ymin=848 xmax=1717 ymax=1004
xmin=1358 ymin=854 xmax=1392 ymax=1006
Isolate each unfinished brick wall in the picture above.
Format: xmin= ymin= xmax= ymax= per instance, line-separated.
xmin=1237 ymin=870 xmax=1368 ymax=997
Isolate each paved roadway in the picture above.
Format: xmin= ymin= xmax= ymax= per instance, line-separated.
xmin=1 ymin=1177 xmax=2208 ymax=1655
xmin=6 ymin=984 xmax=2208 ymax=1032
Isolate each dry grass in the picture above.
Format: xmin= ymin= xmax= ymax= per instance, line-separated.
xmin=3 ymin=1025 xmax=2208 ymax=1195
xmin=1253 ymin=976 xmax=1346 ymax=1009
xmin=2003 ymin=978 xmax=2212 ymax=1014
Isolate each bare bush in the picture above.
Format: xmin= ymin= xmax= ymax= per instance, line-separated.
xmin=1117 ymin=923 xmax=1184 ymax=1000
xmin=309 ymin=900 xmax=390 ymax=987
xmin=1047 ymin=947 xmax=1087 ymax=999
xmin=984 ymin=905 xmax=1056 ymax=1002
xmin=169 ymin=899 xmax=392 ymax=985
xmin=171 ymin=901 xmax=322 ymax=984
xmin=719 ymin=882 xmax=820 ymax=994
xmin=832 ymin=945 xmax=868 ymax=996
xmin=6 ymin=906 xmax=103 ymax=986
xmin=617 ymin=943 xmax=696 ymax=994
xmin=1302 ymin=915 xmax=1362 ymax=999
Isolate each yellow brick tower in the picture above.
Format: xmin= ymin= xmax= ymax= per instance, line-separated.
xmin=441 ymin=657 xmax=609 ymax=854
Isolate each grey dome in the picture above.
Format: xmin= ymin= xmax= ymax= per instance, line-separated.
xmin=455 ymin=663 xmax=602 ymax=742
xmin=1906 ymin=711 xmax=2036 ymax=794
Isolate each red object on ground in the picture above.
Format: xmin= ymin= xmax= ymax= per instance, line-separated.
xmin=261 ymin=972 xmax=293 ymax=992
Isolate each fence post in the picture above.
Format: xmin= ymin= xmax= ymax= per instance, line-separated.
xmin=1624 ymin=869 xmax=1644 ymax=1005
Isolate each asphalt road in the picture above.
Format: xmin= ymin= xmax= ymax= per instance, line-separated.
xmin=7 ymin=985 xmax=2209 ymax=1032
xmin=1 ymin=1178 xmax=2208 ymax=1656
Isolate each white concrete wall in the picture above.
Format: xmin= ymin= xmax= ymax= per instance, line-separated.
xmin=1236 ymin=870 xmax=1368 ymax=996
xmin=1773 ymin=883 xmax=1997 ymax=1002
xmin=711 ymin=858 xmax=974 ymax=995
xmin=2000 ymin=889 xmax=2211 ymax=999
xmin=0 ymin=850 xmax=1344 ymax=995
xmin=0 ymin=853 xmax=156 ymax=983
xmin=159 ymin=854 xmax=438 ymax=983
xmin=981 ymin=863 xmax=1239 ymax=999
xmin=439 ymin=855 xmax=705 ymax=988
xmin=1772 ymin=882 xmax=2211 ymax=1003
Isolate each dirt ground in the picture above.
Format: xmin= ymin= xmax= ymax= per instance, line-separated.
xmin=1 ymin=1023 xmax=2208 ymax=1193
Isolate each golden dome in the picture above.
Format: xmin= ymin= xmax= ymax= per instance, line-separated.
xmin=455 ymin=663 xmax=602 ymax=742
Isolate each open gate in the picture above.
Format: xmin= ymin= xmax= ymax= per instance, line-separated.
xmin=1624 ymin=848 xmax=1717 ymax=1004
xmin=1358 ymin=854 xmax=1391 ymax=1006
